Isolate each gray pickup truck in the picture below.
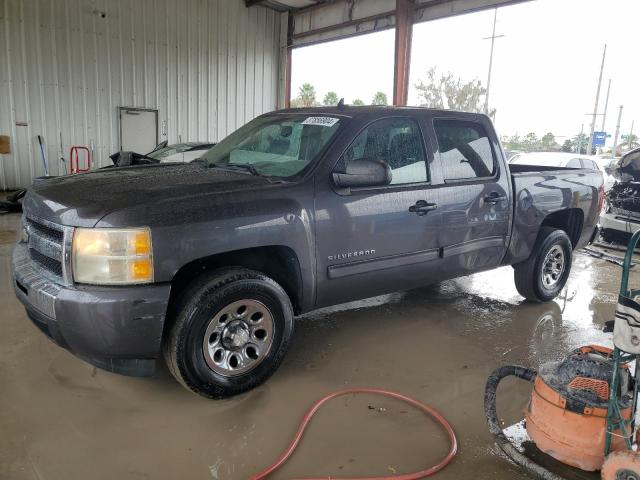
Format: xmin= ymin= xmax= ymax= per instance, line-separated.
xmin=13 ymin=107 xmax=603 ymax=398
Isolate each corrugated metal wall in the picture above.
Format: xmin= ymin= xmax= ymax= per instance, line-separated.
xmin=0 ymin=0 xmax=283 ymax=189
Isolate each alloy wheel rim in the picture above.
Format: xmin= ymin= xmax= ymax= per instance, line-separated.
xmin=202 ymin=299 xmax=274 ymax=377
xmin=541 ymin=244 xmax=565 ymax=288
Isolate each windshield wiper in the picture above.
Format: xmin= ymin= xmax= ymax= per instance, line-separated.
xmin=209 ymin=163 xmax=261 ymax=176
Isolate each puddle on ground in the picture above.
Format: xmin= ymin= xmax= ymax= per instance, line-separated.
xmin=1 ymin=210 xmax=639 ymax=480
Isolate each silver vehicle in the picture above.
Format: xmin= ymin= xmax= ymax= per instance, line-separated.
xmin=510 ymin=152 xmax=615 ymax=191
xmin=600 ymin=148 xmax=640 ymax=242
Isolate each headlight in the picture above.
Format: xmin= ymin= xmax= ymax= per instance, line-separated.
xmin=72 ymin=228 xmax=153 ymax=285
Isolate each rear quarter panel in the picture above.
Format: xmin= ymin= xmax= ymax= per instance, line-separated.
xmin=505 ymin=169 xmax=603 ymax=264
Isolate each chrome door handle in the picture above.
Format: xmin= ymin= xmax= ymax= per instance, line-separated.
xmin=409 ymin=200 xmax=438 ymax=216
xmin=484 ymin=192 xmax=507 ymax=204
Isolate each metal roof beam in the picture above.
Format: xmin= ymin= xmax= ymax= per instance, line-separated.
xmin=289 ymin=0 xmax=531 ymax=48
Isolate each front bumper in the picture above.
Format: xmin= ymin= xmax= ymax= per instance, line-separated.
xmin=600 ymin=211 xmax=640 ymax=235
xmin=12 ymin=242 xmax=171 ymax=377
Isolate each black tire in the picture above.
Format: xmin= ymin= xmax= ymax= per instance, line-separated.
xmin=513 ymin=227 xmax=572 ymax=303
xmin=163 ymin=268 xmax=294 ymax=398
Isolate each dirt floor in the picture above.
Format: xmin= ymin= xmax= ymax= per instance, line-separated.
xmin=1 ymin=210 xmax=636 ymax=480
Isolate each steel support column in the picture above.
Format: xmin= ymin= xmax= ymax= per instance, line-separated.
xmin=285 ymin=15 xmax=294 ymax=108
xmin=393 ymin=0 xmax=414 ymax=106
xmin=285 ymin=48 xmax=292 ymax=108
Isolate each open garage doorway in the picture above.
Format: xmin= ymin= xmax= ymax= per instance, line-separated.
xmin=289 ymin=29 xmax=395 ymax=107
xmin=408 ymin=0 xmax=640 ymax=154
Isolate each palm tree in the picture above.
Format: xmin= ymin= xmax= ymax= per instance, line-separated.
xmin=371 ymin=91 xmax=388 ymax=105
xmin=297 ymin=83 xmax=317 ymax=107
xmin=323 ymin=91 xmax=339 ymax=106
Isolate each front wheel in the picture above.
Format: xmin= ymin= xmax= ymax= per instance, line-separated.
xmin=514 ymin=227 xmax=573 ymax=302
xmin=163 ymin=268 xmax=294 ymax=398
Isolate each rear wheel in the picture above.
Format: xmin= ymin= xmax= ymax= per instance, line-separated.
xmin=163 ymin=268 xmax=294 ymax=398
xmin=514 ymin=227 xmax=572 ymax=302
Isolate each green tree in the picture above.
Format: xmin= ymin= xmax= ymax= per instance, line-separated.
xmin=561 ymin=139 xmax=573 ymax=152
xmin=522 ymin=132 xmax=540 ymax=151
xmin=352 ymin=98 xmax=365 ymax=106
xmin=622 ymin=133 xmax=639 ymax=149
xmin=295 ymin=83 xmax=317 ymax=107
xmin=414 ymin=67 xmax=495 ymax=117
xmin=541 ymin=132 xmax=557 ymax=150
xmin=572 ymin=133 xmax=589 ymax=154
xmin=503 ymin=134 xmax=522 ymax=151
xmin=371 ymin=91 xmax=388 ymax=106
xmin=323 ymin=91 xmax=339 ymax=106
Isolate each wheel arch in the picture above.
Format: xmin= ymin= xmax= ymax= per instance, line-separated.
xmin=540 ymin=208 xmax=584 ymax=248
xmin=167 ymin=245 xmax=304 ymax=317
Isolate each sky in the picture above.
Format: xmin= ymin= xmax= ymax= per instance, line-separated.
xmin=291 ymin=0 xmax=640 ymax=146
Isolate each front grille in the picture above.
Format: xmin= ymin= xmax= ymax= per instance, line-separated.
xmin=24 ymin=216 xmax=67 ymax=282
xmin=28 ymin=219 xmax=63 ymax=243
xmin=29 ymin=249 xmax=63 ymax=277
xmin=611 ymin=206 xmax=640 ymax=221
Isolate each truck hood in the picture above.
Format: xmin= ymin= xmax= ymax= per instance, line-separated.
xmin=613 ymin=147 xmax=640 ymax=182
xmin=23 ymin=163 xmax=279 ymax=227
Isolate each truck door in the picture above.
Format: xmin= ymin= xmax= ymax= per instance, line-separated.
xmin=429 ymin=117 xmax=511 ymax=277
xmin=314 ymin=116 xmax=442 ymax=308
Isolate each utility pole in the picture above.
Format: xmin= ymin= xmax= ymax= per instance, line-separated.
xmin=587 ymin=44 xmax=607 ymax=155
xmin=483 ymin=8 xmax=504 ymax=116
xmin=629 ymin=120 xmax=635 ymax=149
xmin=612 ymin=105 xmax=623 ymax=157
xmin=601 ymin=79 xmax=611 ymax=131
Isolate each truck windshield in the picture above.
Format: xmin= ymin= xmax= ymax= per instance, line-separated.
xmin=200 ymin=114 xmax=342 ymax=177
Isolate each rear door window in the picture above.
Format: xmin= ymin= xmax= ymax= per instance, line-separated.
xmin=567 ymin=158 xmax=582 ymax=168
xmin=434 ymin=119 xmax=496 ymax=182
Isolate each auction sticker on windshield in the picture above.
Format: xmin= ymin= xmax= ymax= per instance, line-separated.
xmin=302 ymin=117 xmax=340 ymax=127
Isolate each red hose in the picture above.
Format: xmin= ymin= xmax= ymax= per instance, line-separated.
xmin=250 ymin=388 xmax=458 ymax=480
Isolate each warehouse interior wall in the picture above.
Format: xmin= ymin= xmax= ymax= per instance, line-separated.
xmin=0 ymin=0 xmax=283 ymax=189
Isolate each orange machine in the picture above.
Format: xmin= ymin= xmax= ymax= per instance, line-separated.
xmin=486 ymin=229 xmax=640 ymax=480
xmin=525 ymin=346 xmax=632 ymax=472
xmin=484 ymin=345 xmax=639 ymax=480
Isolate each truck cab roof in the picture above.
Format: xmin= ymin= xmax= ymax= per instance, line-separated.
xmin=274 ymin=105 xmax=492 ymax=120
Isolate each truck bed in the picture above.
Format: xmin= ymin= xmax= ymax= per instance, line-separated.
xmin=508 ymin=163 xmax=583 ymax=174
xmin=505 ymin=165 xmax=603 ymax=265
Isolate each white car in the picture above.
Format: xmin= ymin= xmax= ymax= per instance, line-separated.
xmin=510 ymin=152 xmax=615 ymax=191
xmin=600 ymin=148 xmax=640 ymax=243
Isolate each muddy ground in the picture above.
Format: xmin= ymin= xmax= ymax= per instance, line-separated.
xmin=1 ymin=210 xmax=635 ymax=480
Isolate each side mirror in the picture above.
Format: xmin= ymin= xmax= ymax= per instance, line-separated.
xmin=332 ymin=159 xmax=392 ymax=189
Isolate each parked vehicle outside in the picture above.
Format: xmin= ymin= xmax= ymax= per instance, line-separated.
xmin=600 ymin=148 xmax=640 ymax=243
xmin=511 ymin=152 xmax=615 ymax=191
xmin=504 ymin=150 xmax=523 ymax=162
xmin=13 ymin=107 xmax=604 ymax=398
